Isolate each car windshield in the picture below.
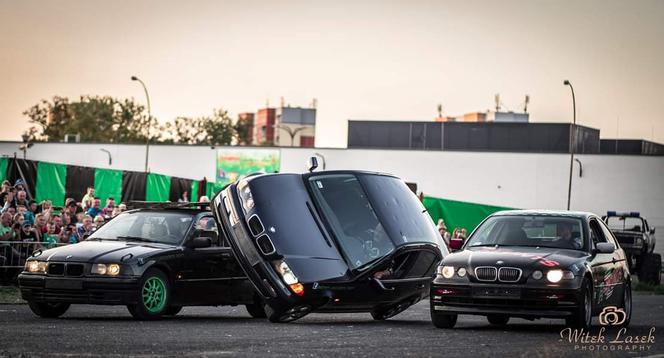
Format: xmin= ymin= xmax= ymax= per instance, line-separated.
xmin=466 ymin=215 xmax=587 ymax=251
xmin=606 ymin=217 xmax=643 ymax=232
xmin=308 ymin=174 xmax=445 ymax=270
xmin=88 ymin=211 xmax=194 ymax=245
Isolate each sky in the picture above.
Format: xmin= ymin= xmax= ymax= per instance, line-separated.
xmin=1 ymin=0 xmax=663 ymax=147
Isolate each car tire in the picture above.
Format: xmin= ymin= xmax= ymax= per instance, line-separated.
xmin=27 ymin=301 xmax=70 ymax=318
xmin=638 ymin=253 xmax=662 ymax=285
xmin=245 ymin=303 xmax=267 ymax=318
xmin=566 ymin=278 xmax=592 ymax=329
xmin=619 ymin=281 xmax=632 ymax=328
xmin=265 ymin=304 xmax=311 ymax=323
xmin=163 ymin=306 xmax=182 ymax=316
xmin=127 ymin=268 xmax=171 ymax=320
xmin=371 ymin=297 xmax=417 ymax=320
xmin=487 ymin=314 xmax=510 ymax=326
xmin=430 ymin=301 xmax=457 ymax=329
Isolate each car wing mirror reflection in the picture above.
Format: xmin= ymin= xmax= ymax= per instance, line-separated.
xmin=594 ymin=242 xmax=615 ymax=254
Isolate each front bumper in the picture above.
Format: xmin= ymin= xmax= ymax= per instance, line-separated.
xmin=430 ymin=282 xmax=581 ymax=318
xmin=19 ymin=273 xmax=139 ymax=305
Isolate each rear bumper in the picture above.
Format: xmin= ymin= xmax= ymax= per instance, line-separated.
xmin=19 ymin=274 xmax=139 ymax=305
xmin=430 ymin=283 xmax=581 ymax=318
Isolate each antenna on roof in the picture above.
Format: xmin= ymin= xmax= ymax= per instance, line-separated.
xmin=524 ymin=95 xmax=530 ymax=113
xmin=494 ymin=94 xmax=501 ymax=112
xmin=437 ymin=103 xmax=443 ymax=118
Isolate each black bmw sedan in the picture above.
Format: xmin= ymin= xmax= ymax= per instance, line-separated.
xmin=212 ymin=169 xmax=447 ymax=323
xmin=430 ymin=210 xmax=632 ymax=329
xmin=19 ymin=204 xmax=260 ymax=320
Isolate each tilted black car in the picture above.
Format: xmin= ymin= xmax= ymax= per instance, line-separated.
xmin=19 ymin=203 xmax=261 ymax=320
xmin=430 ymin=210 xmax=632 ymax=329
xmin=211 ymin=168 xmax=447 ymax=323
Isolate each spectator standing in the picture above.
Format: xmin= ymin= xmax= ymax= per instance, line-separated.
xmin=42 ymin=223 xmax=59 ymax=248
xmin=20 ymin=223 xmax=40 ymax=242
xmin=81 ymin=187 xmax=95 ymax=210
xmin=86 ymin=197 xmax=103 ymax=218
xmin=0 ymin=212 xmax=15 ymax=241
xmin=93 ymin=215 xmax=105 ymax=229
xmin=14 ymin=190 xmax=30 ymax=209
xmin=101 ymin=197 xmax=115 ymax=218
xmin=51 ymin=214 xmax=63 ymax=234
xmin=65 ymin=198 xmax=79 ymax=224
xmin=178 ymin=191 xmax=189 ymax=203
xmin=77 ymin=216 xmax=94 ymax=240
xmin=437 ymin=218 xmax=451 ymax=246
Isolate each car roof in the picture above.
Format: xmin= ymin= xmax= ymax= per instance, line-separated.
xmin=244 ymin=170 xmax=401 ymax=182
xmin=490 ymin=209 xmax=596 ymax=220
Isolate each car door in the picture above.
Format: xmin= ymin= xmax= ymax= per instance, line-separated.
xmin=598 ymin=219 xmax=628 ymax=305
xmin=176 ymin=215 xmax=249 ymax=305
xmin=588 ymin=218 xmax=620 ymax=308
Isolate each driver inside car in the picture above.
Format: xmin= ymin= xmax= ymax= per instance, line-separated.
xmin=557 ymin=222 xmax=583 ymax=249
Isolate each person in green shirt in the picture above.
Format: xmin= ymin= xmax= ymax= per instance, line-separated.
xmin=0 ymin=212 xmax=15 ymax=242
xmin=42 ymin=223 xmax=58 ymax=248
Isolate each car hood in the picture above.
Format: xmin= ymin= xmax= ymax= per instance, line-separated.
xmin=38 ymin=240 xmax=176 ymax=263
xmin=443 ymin=246 xmax=588 ymax=271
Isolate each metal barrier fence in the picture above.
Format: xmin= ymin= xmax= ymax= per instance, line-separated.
xmin=0 ymin=241 xmax=69 ymax=269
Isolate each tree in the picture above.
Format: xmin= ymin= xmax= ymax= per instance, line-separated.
xmin=23 ymin=96 xmax=159 ymax=143
xmin=234 ymin=116 xmax=253 ymax=146
xmin=164 ymin=108 xmax=235 ymax=146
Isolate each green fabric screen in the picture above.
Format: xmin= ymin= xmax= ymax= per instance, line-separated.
xmin=205 ymin=182 xmax=225 ymax=199
xmin=146 ymin=173 xmax=171 ymax=202
xmin=190 ymin=181 xmax=199 ymax=202
xmin=423 ymin=196 xmax=515 ymax=233
xmin=0 ymin=158 xmax=7 ymax=183
xmin=35 ymin=162 xmax=67 ymax=206
xmin=94 ymin=169 xmax=123 ymax=204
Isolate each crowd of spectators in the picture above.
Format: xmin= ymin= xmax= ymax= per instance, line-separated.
xmin=0 ymin=180 xmax=127 ymax=266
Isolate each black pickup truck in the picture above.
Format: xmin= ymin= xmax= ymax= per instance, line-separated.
xmin=603 ymin=211 xmax=660 ymax=284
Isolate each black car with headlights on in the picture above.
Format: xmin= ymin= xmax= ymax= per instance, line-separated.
xmin=18 ymin=203 xmax=260 ymax=320
xmin=211 ymin=163 xmax=447 ymax=323
xmin=430 ymin=210 xmax=632 ymax=329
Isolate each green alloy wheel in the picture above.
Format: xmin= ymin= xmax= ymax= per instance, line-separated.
xmin=127 ymin=269 xmax=170 ymax=320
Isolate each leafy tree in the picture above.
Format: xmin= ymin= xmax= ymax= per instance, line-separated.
xmin=165 ymin=109 xmax=235 ymax=146
xmin=23 ymin=96 xmax=158 ymax=143
xmin=234 ymin=116 xmax=253 ymax=146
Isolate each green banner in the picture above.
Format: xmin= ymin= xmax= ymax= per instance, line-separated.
xmin=423 ymin=196 xmax=515 ymax=234
xmin=0 ymin=158 xmax=7 ymax=183
xmin=35 ymin=162 xmax=67 ymax=206
xmin=216 ymin=148 xmax=280 ymax=186
xmin=190 ymin=181 xmax=199 ymax=202
xmin=146 ymin=173 xmax=171 ymax=202
xmin=205 ymin=181 xmax=224 ymax=199
xmin=94 ymin=168 xmax=123 ymax=204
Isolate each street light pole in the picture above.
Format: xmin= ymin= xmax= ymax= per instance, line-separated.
xmin=131 ymin=76 xmax=151 ymax=172
xmin=563 ymin=80 xmax=576 ymax=211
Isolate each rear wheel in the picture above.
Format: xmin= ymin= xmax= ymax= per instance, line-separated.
xmin=265 ymin=304 xmax=311 ymax=323
xmin=619 ymin=282 xmax=632 ymax=327
xmin=28 ymin=301 xmax=70 ymax=318
xmin=127 ymin=268 xmax=170 ymax=320
xmin=566 ymin=278 xmax=592 ymax=329
xmin=430 ymin=300 xmax=457 ymax=329
xmin=246 ymin=303 xmax=267 ymax=318
xmin=487 ymin=314 xmax=510 ymax=326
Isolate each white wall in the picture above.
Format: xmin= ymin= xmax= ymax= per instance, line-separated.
xmin=2 ymin=142 xmax=663 ymax=227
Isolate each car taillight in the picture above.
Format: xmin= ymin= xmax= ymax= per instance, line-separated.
xmin=289 ymin=283 xmax=305 ymax=296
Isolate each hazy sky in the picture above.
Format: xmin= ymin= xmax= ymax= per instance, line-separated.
xmin=1 ymin=0 xmax=663 ymax=147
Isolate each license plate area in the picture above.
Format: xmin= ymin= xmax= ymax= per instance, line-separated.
xmin=472 ymin=286 xmax=521 ymax=299
xmin=45 ymin=280 xmax=83 ymax=290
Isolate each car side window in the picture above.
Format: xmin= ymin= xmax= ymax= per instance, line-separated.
xmin=597 ymin=219 xmax=619 ymax=247
xmin=194 ymin=216 xmax=223 ymax=247
xmin=589 ymin=219 xmax=608 ymax=247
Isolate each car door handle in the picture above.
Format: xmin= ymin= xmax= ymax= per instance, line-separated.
xmin=371 ymin=277 xmax=395 ymax=291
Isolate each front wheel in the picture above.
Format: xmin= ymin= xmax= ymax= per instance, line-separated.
xmin=566 ymin=278 xmax=592 ymax=329
xmin=487 ymin=314 xmax=510 ymax=326
xmin=127 ymin=268 xmax=170 ymax=320
xmin=28 ymin=301 xmax=70 ymax=318
xmin=245 ymin=302 xmax=267 ymax=318
xmin=265 ymin=304 xmax=311 ymax=323
xmin=430 ymin=301 xmax=457 ymax=329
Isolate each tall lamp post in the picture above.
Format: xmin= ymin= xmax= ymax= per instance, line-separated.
xmin=563 ymin=80 xmax=576 ymax=211
xmin=131 ymin=76 xmax=151 ymax=172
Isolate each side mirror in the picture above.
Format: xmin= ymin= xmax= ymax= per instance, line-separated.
xmin=189 ymin=237 xmax=212 ymax=249
xmin=307 ymin=156 xmax=318 ymax=173
xmin=595 ymin=242 xmax=615 ymax=254
xmin=650 ymin=228 xmax=656 ymax=235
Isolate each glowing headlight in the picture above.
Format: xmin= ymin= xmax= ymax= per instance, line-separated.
xmin=25 ymin=260 xmax=47 ymax=274
xmin=437 ymin=266 xmax=455 ymax=279
xmin=457 ymin=267 xmax=467 ymax=277
xmin=273 ymin=260 xmax=299 ymax=285
xmin=546 ymin=269 xmax=574 ymax=283
xmin=107 ymin=264 xmax=120 ymax=276
xmin=92 ymin=263 xmax=122 ymax=276
xmin=237 ymin=180 xmax=255 ymax=212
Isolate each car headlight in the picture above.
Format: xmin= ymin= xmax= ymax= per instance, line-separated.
xmin=437 ymin=265 xmax=456 ymax=279
xmin=546 ymin=269 xmax=574 ymax=283
xmin=237 ymin=180 xmax=255 ymax=212
xmin=92 ymin=263 xmax=121 ymax=276
xmin=25 ymin=260 xmax=47 ymax=274
xmin=532 ymin=270 xmax=543 ymax=280
xmin=273 ymin=260 xmax=304 ymax=296
xmin=457 ymin=267 xmax=467 ymax=277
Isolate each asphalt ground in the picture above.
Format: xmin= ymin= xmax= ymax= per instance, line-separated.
xmin=0 ymin=294 xmax=662 ymax=358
